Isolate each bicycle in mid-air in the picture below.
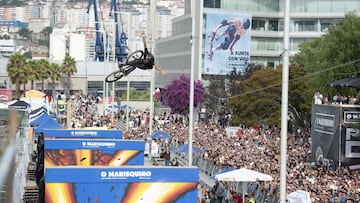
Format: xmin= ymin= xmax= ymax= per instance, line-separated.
xmin=105 ymin=32 xmax=166 ymax=83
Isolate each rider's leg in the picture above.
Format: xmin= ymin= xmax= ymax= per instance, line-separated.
xmin=123 ymin=65 xmax=137 ymax=76
xmin=118 ymin=63 xmax=126 ymax=72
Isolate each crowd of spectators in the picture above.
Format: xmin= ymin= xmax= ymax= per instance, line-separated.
xmin=64 ymin=93 xmax=360 ymax=202
xmin=123 ymin=113 xmax=360 ymax=203
xmin=314 ymin=90 xmax=359 ymax=105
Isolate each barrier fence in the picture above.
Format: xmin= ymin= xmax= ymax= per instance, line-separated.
xmin=169 ymin=139 xmax=280 ymax=203
xmin=0 ymin=110 xmax=29 ymax=203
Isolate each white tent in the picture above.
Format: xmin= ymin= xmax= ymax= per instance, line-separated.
xmin=215 ymin=168 xmax=273 ymax=182
xmin=215 ymin=168 xmax=273 ymax=201
xmin=288 ymin=190 xmax=311 ymax=203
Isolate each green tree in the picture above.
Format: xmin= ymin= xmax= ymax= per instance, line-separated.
xmin=26 ymin=60 xmax=39 ymax=90
xmin=40 ymin=26 xmax=53 ymax=46
xmin=19 ymin=62 xmax=30 ymax=93
xmin=23 ymin=51 xmax=32 ymax=59
xmin=48 ymin=62 xmax=62 ymax=97
xmin=0 ymin=35 xmax=10 ymax=39
xmin=293 ymin=11 xmax=360 ymax=101
xmin=202 ymin=74 xmax=226 ymax=115
xmin=17 ymin=27 xmax=32 ymax=40
xmin=229 ymin=68 xmax=282 ymax=127
xmin=37 ymin=59 xmax=51 ymax=92
xmin=6 ymin=53 xmax=27 ymax=97
xmin=41 ymin=26 xmax=53 ymax=36
xmin=61 ymin=56 xmax=77 ymax=99
xmin=228 ymin=65 xmax=310 ymax=127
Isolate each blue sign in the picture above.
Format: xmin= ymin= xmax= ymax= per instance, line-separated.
xmin=46 ymin=167 xmax=198 ymax=182
xmin=44 ymin=139 xmax=144 ymax=150
xmin=43 ymin=129 xmax=122 ymax=139
xmin=45 ymin=167 xmax=199 ymax=203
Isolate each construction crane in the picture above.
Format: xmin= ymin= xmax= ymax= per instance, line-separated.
xmin=109 ymin=0 xmax=128 ymax=62
xmin=87 ymin=0 xmax=105 ymax=61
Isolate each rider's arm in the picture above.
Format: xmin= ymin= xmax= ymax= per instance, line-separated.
xmin=153 ymin=64 xmax=167 ymax=75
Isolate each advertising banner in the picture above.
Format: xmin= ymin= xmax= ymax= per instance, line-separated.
xmin=204 ymin=11 xmax=252 ymax=75
xmin=311 ymin=104 xmax=360 ymax=168
xmin=43 ymin=129 xmax=123 ymax=139
xmin=44 ymin=139 xmax=145 ymax=166
xmin=45 ymin=167 xmax=199 ymax=203
xmin=0 ymin=89 xmax=12 ymax=102
xmin=311 ymin=105 xmax=340 ymax=166
xmin=341 ymin=107 xmax=360 ymax=167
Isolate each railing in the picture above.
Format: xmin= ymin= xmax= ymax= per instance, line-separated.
xmin=168 ymin=138 xmax=280 ymax=203
xmin=0 ymin=110 xmax=30 ymax=203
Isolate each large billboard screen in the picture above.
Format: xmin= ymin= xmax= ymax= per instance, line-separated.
xmin=45 ymin=167 xmax=199 ymax=203
xmin=204 ymin=11 xmax=252 ymax=75
xmin=44 ymin=139 xmax=145 ymax=166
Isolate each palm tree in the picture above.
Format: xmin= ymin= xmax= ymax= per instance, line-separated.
xmin=19 ymin=62 xmax=30 ymax=94
xmin=6 ymin=53 xmax=27 ymax=98
xmin=48 ymin=62 xmax=62 ymax=98
xmin=37 ymin=59 xmax=51 ymax=92
xmin=61 ymin=56 xmax=77 ymax=99
xmin=26 ymin=59 xmax=40 ymax=90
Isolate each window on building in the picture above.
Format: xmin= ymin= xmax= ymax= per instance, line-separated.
xmin=253 ymin=37 xmax=282 ymax=51
xmin=88 ymin=81 xmax=104 ymax=96
xmin=332 ymin=1 xmax=346 ymax=12
xmin=268 ymin=19 xmax=279 ymax=31
xmin=320 ymin=19 xmax=340 ymax=32
xmin=246 ymin=1 xmax=259 ymax=11
xmin=291 ymin=38 xmax=316 ymax=51
xmin=267 ymin=38 xmax=277 ymax=50
xmin=291 ymin=0 xmax=319 ymax=12
xmin=346 ymin=0 xmax=360 ymax=12
xmin=318 ymin=0 xmax=335 ymax=12
xmin=267 ymin=0 xmax=280 ymax=12
xmin=267 ymin=61 xmax=275 ymax=68
xmin=252 ymin=18 xmax=266 ymax=31
xmin=257 ymin=38 xmax=267 ymax=50
xmin=320 ymin=20 xmax=331 ymax=32
xmin=293 ymin=19 xmax=316 ymax=32
xmin=278 ymin=19 xmax=284 ymax=31
xmin=204 ymin=0 xmax=221 ymax=8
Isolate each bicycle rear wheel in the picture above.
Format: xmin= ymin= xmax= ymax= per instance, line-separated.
xmin=126 ymin=50 xmax=143 ymax=65
xmin=105 ymin=70 xmax=124 ymax=82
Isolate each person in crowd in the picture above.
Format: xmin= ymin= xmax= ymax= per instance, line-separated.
xmin=212 ymin=180 xmax=225 ymax=203
xmin=63 ymin=91 xmax=360 ymax=203
xmin=314 ymin=90 xmax=323 ymax=104
xmin=163 ymin=148 xmax=171 ymax=166
xmin=171 ymin=157 xmax=179 ymax=166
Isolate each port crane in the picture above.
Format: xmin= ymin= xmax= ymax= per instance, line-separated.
xmin=109 ymin=0 xmax=128 ymax=62
xmin=87 ymin=0 xmax=105 ymax=61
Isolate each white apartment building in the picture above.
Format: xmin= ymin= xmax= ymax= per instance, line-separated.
xmin=0 ymin=1 xmax=184 ymax=102
xmin=155 ymin=0 xmax=360 ymax=87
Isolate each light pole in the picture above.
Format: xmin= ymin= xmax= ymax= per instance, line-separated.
xmin=102 ymin=30 xmax=107 ymax=114
xmin=111 ymin=21 xmax=117 ymax=126
xmin=85 ymin=56 xmax=88 ymax=96
xmin=280 ymin=0 xmax=290 ymax=202
xmin=149 ymin=0 xmax=156 ymax=138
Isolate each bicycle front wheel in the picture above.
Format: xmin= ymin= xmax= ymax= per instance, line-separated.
xmin=105 ymin=70 xmax=124 ymax=83
xmin=126 ymin=50 xmax=144 ymax=65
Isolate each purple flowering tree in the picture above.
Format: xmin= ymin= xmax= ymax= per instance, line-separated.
xmin=161 ymin=75 xmax=205 ymax=115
